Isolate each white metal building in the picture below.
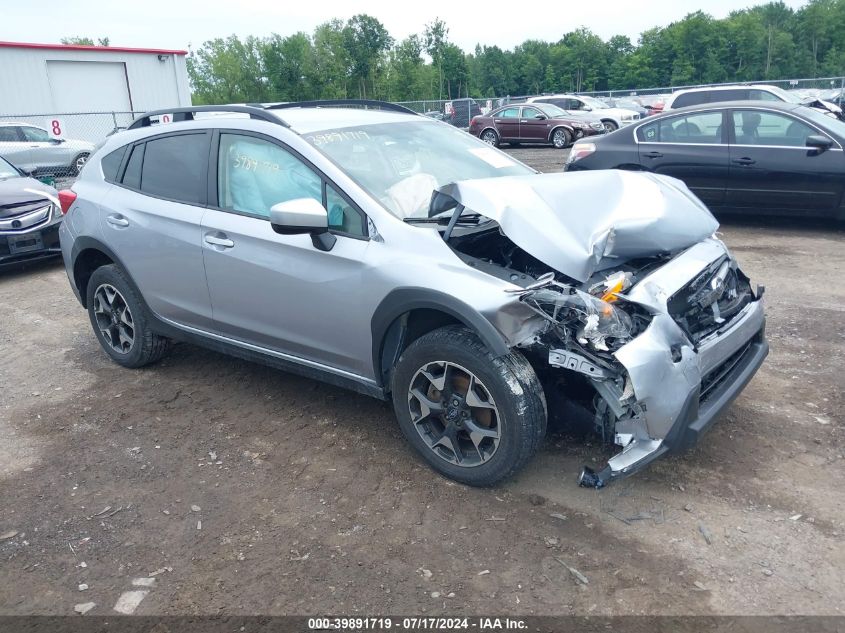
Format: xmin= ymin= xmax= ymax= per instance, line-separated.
xmin=0 ymin=41 xmax=191 ymax=140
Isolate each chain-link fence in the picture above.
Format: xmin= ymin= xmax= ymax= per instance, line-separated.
xmin=579 ymin=76 xmax=845 ymax=99
xmin=0 ymin=111 xmax=145 ymax=145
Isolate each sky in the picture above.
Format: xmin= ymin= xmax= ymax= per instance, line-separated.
xmin=1 ymin=0 xmax=810 ymax=53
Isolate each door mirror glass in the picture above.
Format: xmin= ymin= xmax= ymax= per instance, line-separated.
xmin=805 ymin=134 xmax=833 ymax=151
xmin=270 ymin=197 xmax=329 ymax=234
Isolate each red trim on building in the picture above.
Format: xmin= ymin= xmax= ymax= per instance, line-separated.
xmin=0 ymin=41 xmax=187 ymax=55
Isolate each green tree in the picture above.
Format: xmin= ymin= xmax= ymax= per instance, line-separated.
xmin=343 ymin=14 xmax=393 ymax=98
xmin=61 ymin=36 xmax=110 ymax=46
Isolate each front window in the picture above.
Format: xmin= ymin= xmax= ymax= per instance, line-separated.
xmin=21 ymin=126 xmax=51 ymax=143
xmin=304 ymin=121 xmax=533 ymax=220
xmin=761 ymin=86 xmax=803 ymax=104
xmin=533 ymin=103 xmax=568 ymax=118
xmin=732 ymin=110 xmax=819 ymax=147
xmin=580 ymin=96 xmax=608 ymax=110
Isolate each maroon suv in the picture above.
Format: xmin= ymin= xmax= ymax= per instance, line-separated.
xmin=468 ymin=103 xmax=605 ymax=148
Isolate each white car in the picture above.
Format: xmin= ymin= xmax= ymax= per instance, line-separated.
xmin=526 ymin=94 xmax=640 ymax=132
xmin=663 ymin=84 xmax=844 ymax=119
xmin=0 ymin=122 xmax=95 ymax=176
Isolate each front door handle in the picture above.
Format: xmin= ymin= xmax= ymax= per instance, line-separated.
xmin=204 ymin=234 xmax=234 ymax=248
xmin=732 ymin=157 xmax=756 ymax=166
xmin=106 ymin=214 xmax=129 ymax=227
xmin=643 ymin=151 xmax=663 ymax=159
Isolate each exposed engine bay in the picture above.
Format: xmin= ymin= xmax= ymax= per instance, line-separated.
xmin=432 ymin=171 xmax=765 ymax=488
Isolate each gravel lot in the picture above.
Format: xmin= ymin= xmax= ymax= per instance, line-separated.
xmin=1 ymin=147 xmax=843 ymax=616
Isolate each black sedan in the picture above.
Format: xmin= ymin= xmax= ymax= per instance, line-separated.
xmin=0 ymin=156 xmax=63 ymax=269
xmin=565 ymin=101 xmax=845 ymax=220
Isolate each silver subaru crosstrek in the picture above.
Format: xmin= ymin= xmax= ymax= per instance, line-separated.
xmin=58 ymin=101 xmax=768 ymax=488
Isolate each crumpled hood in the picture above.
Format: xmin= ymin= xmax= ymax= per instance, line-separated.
xmin=435 ymin=171 xmax=719 ymax=283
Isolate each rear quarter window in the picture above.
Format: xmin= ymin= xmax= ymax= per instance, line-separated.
xmin=672 ymin=92 xmax=708 ymax=108
xmin=101 ymin=146 xmax=128 ymax=183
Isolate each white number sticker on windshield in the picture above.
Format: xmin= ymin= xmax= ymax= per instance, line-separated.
xmin=468 ymin=147 xmax=518 ymax=169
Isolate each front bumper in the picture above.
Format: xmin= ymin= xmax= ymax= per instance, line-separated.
xmin=0 ymin=221 xmax=62 ymax=269
xmin=572 ymin=239 xmax=768 ymax=487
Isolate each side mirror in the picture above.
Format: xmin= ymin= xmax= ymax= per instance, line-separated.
xmin=50 ymin=138 xmax=65 ymax=144
xmin=805 ymin=134 xmax=833 ymax=152
xmin=270 ymin=197 xmax=336 ymax=251
xmin=534 ymin=114 xmax=546 ymax=120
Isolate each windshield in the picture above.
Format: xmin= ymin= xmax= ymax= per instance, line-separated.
xmin=534 ymin=103 xmax=569 ymax=118
xmin=766 ymin=86 xmax=803 ymax=104
xmin=580 ymin=96 xmax=609 ymax=110
xmin=0 ymin=156 xmax=19 ymax=179
xmin=304 ymin=121 xmax=534 ymax=219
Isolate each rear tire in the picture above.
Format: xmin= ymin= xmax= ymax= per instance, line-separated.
xmin=71 ymin=152 xmax=90 ymax=176
xmin=391 ymin=325 xmax=547 ymax=486
xmin=86 ymin=264 xmax=171 ymax=368
xmin=480 ymin=129 xmax=500 ymax=147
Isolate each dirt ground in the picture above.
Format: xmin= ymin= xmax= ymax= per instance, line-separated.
xmin=1 ymin=147 xmax=843 ymax=616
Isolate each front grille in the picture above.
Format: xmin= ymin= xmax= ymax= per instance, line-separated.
xmin=668 ymin=259 xmax=753 ymax=343
xmin=0 ymin=204 xmax=52 ymax=232
xmin=699 ymin=336 xmax=756 ymax=403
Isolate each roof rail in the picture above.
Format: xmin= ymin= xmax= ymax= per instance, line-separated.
xmin=127 ymin=105 xmax=289 ymax=130
xmin=266 ymin=99 xmax=419 ymax=116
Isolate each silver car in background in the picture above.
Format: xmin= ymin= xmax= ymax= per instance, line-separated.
xmin=0 ymin=122 xmax=95 ymax=176
xmin=57 ymin=102 xmax=767 ymax=488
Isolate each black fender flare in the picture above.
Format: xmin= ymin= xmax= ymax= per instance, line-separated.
xmin=371 ymin=288 xmax=511 ymax=387
xmin=70 ymin=236 xmax=142 ymax=308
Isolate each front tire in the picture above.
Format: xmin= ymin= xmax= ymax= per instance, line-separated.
xmin=86 ymin=264 xmax=171 ymax=368
xmin=391 ymin=326 xmax=547 ymax=486
xmin=603 ymin=120 xmax=618 ymax=133
xmin=551 ymin=128 xmax=572 ymax=148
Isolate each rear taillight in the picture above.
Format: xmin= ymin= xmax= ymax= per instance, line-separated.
xmin=566 ymin=142 xmax=596 ymax=165
xmin=470 ymin=116 xmax=479 ymax=126
xmin=58 ymin=189 xmax=77 ymax=215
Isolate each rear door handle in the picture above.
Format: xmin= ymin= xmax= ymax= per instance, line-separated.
xmin=732 ymin=157 xmax=756 ymax=165
xmin=204 ymin=234 xmax=234 ymax=248
xmin=106 ymin=214 xmax=129 ymax=227
xmin=643 ymin=151 xmax=663 ymax=159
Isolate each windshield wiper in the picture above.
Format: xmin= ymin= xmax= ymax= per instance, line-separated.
xmin=404 ymin=212 xmax=482 ymax=225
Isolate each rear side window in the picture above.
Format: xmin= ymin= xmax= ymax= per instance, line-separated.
xmin=122 ymin=144 xmax=144 ymax=190
xmin=672 ymin=92 xmax=708 ymax=108
xmin=101 ymin=146 xmax=127 ymax=183
xmin=0 ymin=127 xmax=20 ymax=142
xmin=139 ymin=133 xmax=208 ymax=204
xmin=749 ymin=89 xmax=781 ymax=102
xmin=710 ymin=89 xmax=748 ymax=102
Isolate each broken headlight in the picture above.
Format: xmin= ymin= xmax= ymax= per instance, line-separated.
xmin=523 ymin=287 xmax=634 ymax=352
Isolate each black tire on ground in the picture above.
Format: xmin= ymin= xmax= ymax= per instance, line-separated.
xmin=603 ymin=120 xmax=618 ymax=132
xmin=70 ymin=152 xmax=90 ymax=176
xmin=480 ymin=129 xmax=500 ymax=147
xmin=86 ymin=264 xmax=171 ymax=368
xmin=508 ymin=142 xmax=522 ymax=147
xmin=551 ymin=127 xmax=572 ymax=149
xmin=391 ymin=325 xmax=547 ymax=486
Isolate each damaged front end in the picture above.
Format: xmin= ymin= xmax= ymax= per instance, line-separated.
xmin=511 ymin=245 xmax=767 ymax=488
xmin=439 ymin=171 xmax=769 ymax=487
